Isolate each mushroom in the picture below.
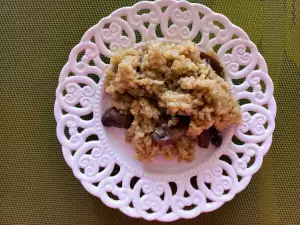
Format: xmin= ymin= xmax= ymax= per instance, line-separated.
xmin=197 ymin=129 xmax=211 ymax=148
xmin=210 ymin=127 xmax=223 ymax=147
xmin=101 ymin=107 xmax=133 ymax=129
xmin=152 ymin=122 xmax=188 ymax=146
xmin=151 ymin=125 xmax=173 ymax=146
xmin=197 ymin=126 xmax=223 ymax=148
xmin=200 ymin=52 xmax=224 ymax=77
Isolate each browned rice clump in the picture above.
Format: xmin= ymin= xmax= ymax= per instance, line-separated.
xmin=104 ymin=41 xmax=241 ymax=162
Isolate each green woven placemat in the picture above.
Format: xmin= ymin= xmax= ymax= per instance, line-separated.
xmin=1 ymin=0 xmax=300 ymax=224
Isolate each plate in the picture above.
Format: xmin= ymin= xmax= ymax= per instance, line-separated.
xmin=55 ymin=0 xmax=276 ymax=221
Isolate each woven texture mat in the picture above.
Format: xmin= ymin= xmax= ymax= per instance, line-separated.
xmin=1 ymin=0 xmax=300 ymax=224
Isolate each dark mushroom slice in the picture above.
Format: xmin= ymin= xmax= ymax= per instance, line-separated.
xmin=101 ymin=107 xmax=133 ymax=129
xmin=200 ymin=52 xmax=224 ymax=77
xmin=209 ymin=126 xmax=223 ymax=147
xmin=152 ymin=122 xmax=188 ymax=147
xmin=123 ymin=114 xmax=134 ymax=129
xmin=197 ymin=129 xmax=212 ymax=148
xmin=209 ymin=126 xmax=218 ymax=134
xmin=211 ymin=132 xmax=223 ymax=147
xmin=151 ymin=125 xmax=173 ymax=146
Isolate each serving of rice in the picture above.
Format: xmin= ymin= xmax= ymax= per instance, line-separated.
xmin=104 ymin=41 xmax=241 ymax=162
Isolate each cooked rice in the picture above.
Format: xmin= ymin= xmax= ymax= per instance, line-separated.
xmin=104 ymin=41 xmax=241 ymax=162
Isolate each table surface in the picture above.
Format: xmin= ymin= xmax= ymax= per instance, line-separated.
xmin=1 ymin=0 xmax=300 ymax=224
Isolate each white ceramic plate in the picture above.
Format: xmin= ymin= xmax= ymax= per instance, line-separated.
xmin=55 ymin=0 xmax=276 ymax=221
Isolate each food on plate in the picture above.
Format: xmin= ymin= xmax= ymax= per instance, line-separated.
xmin=102 ymin=41 xmax=241 ymax=162
xmin=101 ymin=107 xmax=133 ymax=129
xmin=197 ymin=126 xmax=223 ymax=148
